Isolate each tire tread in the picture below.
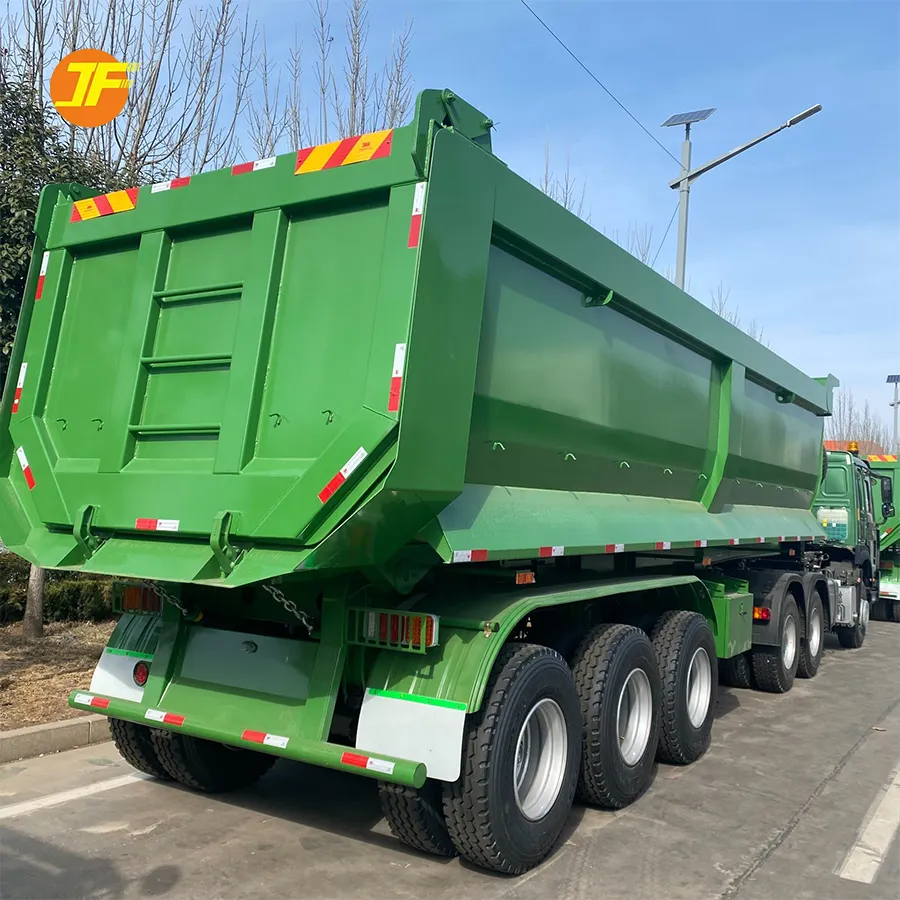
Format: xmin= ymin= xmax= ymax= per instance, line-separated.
xmin=109 ymin=718 xmax=171 ymax=780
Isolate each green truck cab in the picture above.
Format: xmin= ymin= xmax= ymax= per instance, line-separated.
xmin=865 ymin=455 xmax=900 ymax=620
xmin=0 ymin=88 xmax=876 ymax=874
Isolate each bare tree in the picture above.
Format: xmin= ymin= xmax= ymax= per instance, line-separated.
xmin=826 ymin=389 xmax=890 ymax=448
xmin=709 ymin=281 xmax=768 ymax=346
xmin=540 ymin=138 xmax=590 ymax=222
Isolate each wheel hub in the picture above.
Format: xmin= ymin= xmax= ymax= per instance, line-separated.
xmin=808 ymin=607 xmax=822 ymax=658
xmin=782 ymin=613 xmax=797 ymax=669
xmin=686 ymin=647 xmax=712 ymax=728
xmin=513 ymin=698 xmax=568 ymax=821
xmin=616 ymin=668 xmax=653 ymax=766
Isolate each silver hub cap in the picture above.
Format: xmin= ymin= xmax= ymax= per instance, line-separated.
xmin=808 ymin=608 xmax=822 ymax=658
xmin=686 ymin=647 xmax=712 ymax=728
xmin=782 ymin=614 xmax=797 ymax=669
xmin=513 ymin=698 xmax=568 ymax=821
xmin=861 ymin=598 xmax=870 ymax=628
xmin=617 ymin=668 xmax=653 ymax=766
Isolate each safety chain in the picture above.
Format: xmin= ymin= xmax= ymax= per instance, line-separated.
xmin=262 ymin=582 xmax=315 ymax=634
xmin=138 ymin=579 xmax=189 ymax=616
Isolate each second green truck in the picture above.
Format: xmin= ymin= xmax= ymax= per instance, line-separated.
xmin=0 ymin=89 xmax=893 ymax=875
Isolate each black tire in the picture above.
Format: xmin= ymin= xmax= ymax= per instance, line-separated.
xmin=109 ymin=718 xmax=171 ymax=779
xmin=797 ymin=592 xmax=825 ymax=679
xmin=149 ymin=730 xmax=276 ymax=793
xmin=892 ymin=600 xmax=900 ymax=624
xmin=379 ymin=780 xmax=456 ymax=858
xmin=651 ymin=611 xmax=717 ymax=765
xmin=751 ymin=595 xmax=800 ymax=693
xmin=870 ymin=599 xmax=889 ymax=621
xmin=570 ymin=624 xmax=661 ymax=809
xmin=442 ymin=643 xmax=581 ymax=875
xmin=718 ymin=652 xmax=753 ymax=689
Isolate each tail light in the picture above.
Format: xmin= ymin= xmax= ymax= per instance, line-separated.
xmin=133 ymin=661 xmax=150 ymax=686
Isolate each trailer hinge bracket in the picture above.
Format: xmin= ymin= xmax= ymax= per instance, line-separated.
xmin=73 ymin=504 xmax=102 ymax=559
xmin=211 ymin=510 xmax=243 ymax=575
xmin=582 ymin=288 xmax=616 ymax=307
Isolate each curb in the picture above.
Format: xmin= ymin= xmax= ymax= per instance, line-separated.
xmin=0 ymin=714 xmax=111 ymax=764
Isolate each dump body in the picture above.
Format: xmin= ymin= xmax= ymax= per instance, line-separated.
xmin=0 ymin=90 xmax=834 ymax=587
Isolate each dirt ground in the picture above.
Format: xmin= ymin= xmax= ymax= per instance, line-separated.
xmin=0 ymin=620 xmax=115 ymax=730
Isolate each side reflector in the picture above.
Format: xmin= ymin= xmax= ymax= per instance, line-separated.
xmin=362 ymin=611 xmax=439 ymax=650
xmin=340 ymin=750 xmax=395 ymax=776
xmin=753 ymin=607 xmax=771 ymax=622
xmin=516 ymin=571 xmax=535 ymax=585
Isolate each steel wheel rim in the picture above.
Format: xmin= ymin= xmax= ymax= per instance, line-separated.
xmin=616 ymin=668 xmax=653 ymax=766
xmin=686 ymin=647 xmax=712 ymax=728
xmin=782 ymin=614 xmax=797 ymax=669
xmin=861 ymin=598 xmax=870 ymax=628
xmin=808 ymin=607 xmax=822 ymax=658
xmin=513 ymin=698 xmax=568 ymax=821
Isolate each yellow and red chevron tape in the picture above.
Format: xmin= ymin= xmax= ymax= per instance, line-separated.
xmin=70 ymin=187 xmax=139 ymax=222
xmin=867 ymin=454 xmax=898 ymax=462
xmin=295 ymin=129 xmax=392 ymax=175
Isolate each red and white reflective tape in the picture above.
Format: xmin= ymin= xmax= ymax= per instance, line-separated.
xmin=11 ymin=363 xmax=27 ymax=413
xmin=539 ymin=545 xmax=565 ymax=558
xmin=74 ymin=692 xmax=109 ymax=709
xmin=605 ymin=543 xmax=625 ymax=553
xmin=729 ymin=538 xmax=740 ymax=546
xmin=387 ymin=342 xmax=407 ymax=413
xmin=452 ymin=549 xmax=488 ymax=563
xmin=135 ymin=518 xmax=180 ymax=532
xmin=694 ymin=539 xmax=708 ymax=548
xmin=145 ymin=708 xmax=185 ymax=726
xmin=318 ymin=446 xmax=368 ymax=503
xmin=340 ymin=750 xmax=395 ymax=776
xmin=151 ymin=176 xmax=191 ymax=193
xmin=655 ymin=541 xmax=671 ymax=551
xmin=755 ymin=537 xmax=766 ymax=543
xmin=231 ymin=157 xmax=276 ymax=175
xmin=35 ymin=252 xmax=49 ymax=300
xmin=241 ymin=729 xmax=289 ymax=749
xmin=407 ymin=182 xmax=426 ymax=248
xmin=15 ymin=447 xmax=35 ymax=490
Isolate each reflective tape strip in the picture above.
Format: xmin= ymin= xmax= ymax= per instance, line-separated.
xmin=318 ymin=447 xmax=368 ymax=503
xmin=241 ymin=729 xmax=290 ymax=749
xmin=15 ymin=447 xmax=35 ymax=490
xmin=151 ymin=176 xmax=191 ymax=193
xmin=387 ymin=342 xmax=407 ymax=412
xmin=135 ymin=518 xmax=180 ymax=532
xmin=35 ymin=252 xmax=49 ymax=299
xmin=73 ymin=692 xmax=109 ymax=709
xmin=145 ymin=709 xmax=185 ymax=726
xmin=694 ymin=539 xmax=707 ymax=548
xmin=71 ymin=188 xmax=138 ymax=222
xmin=605 ymin=543 xmax=625 ymax=553
xmin=294 ymin=129 xmax=392 ymax=174
xmin=408 ymin=182 xmax=426 ymax=248
xmin=756 ymin=537 xmax=766 ymax=543
xmin=12 ymin=363 xmax=27 ymax=413
xmin=452 ymin=549 xmax=488 ymax=563
xmin=340 ymin=750 xmax=396 ymax=776
xmin=656 ymin=541 xmax=671 ymax=550
xmin=231 ymin=157 xmax=276 ymax=175
xmin=539 ymin=546 xmax=565 ymax=557
xmin=729 ymin=538 xmax=739 ymax=545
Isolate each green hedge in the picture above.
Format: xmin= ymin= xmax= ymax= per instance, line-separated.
xmin=0 ymin=553 xmax=113 ymax=623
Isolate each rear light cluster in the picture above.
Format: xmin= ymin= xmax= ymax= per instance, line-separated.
xmin=132 ymin=661 xmax=150 ymax=686
xmin=753 ymin=607 xmax=771 ymax=622
xmin=121 ymin=585 xmax=160 ymax=613
xmin=364 ymin=611 xmax=439 ymax=649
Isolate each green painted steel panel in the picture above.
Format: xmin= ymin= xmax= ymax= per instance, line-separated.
xmin=0 ymin=88 xmax=836 ymax=588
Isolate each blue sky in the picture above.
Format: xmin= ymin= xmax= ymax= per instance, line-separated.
xmin=278 ymin=0 xmax=897 ymax=424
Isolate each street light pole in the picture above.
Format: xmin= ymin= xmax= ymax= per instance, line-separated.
xmin=674 ymin=123 xmax=692 ymax=290
xmin=663 ymin=104 xmax=823 ymax=292
xmin=889 ymin=375 xmax=900 ymax=454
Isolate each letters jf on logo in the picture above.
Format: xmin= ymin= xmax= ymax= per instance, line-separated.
xmin=50 ymin=49 xmax=139 ymax=128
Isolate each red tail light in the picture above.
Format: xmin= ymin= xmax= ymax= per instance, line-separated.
xmin=133 ymin=661 xmax=150 ymax=686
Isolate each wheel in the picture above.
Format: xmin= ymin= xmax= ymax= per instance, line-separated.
xmin=870 ymin=599 xmax=888 ymax=621
xmin=893 ymin=600 xmax=900 ymax=624
xmin=718 ymin=652 xmax=753 ymax=689
xmin=836 ymin=596 xmax=868 ymax=649
xmin=442 ymin=643 xmax=581 ymax=875
xmin=797 ymin=592 xmax=824 ymax=678
xmin=651 ymin=611 xmax=717 ymax=765
xmin=751 ymin=595 xmax=800 ymax=693
xmin=570 ymin=623 xmax=660 ymax=809
xmin=379 ymin=780 xmax=456 ymax=857
xmin=149 ymin=730 xmax=277 ymax=793
xmin=109 ymin=718 xmax=171 ymax=779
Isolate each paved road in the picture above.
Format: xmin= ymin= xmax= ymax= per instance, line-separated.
xmin=2 ymin=624 xmax=899 ymax=900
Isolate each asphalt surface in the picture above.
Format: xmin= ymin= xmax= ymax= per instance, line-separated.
xmin=1 ymin=624 xmax=899 ymax=900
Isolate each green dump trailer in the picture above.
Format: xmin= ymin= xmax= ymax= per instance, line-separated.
xmin=0 ymin=89 xmax=880 ymax=874
xmin=867 ymin=455 xmax=900 ymax=620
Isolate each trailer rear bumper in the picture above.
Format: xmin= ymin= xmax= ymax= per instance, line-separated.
xmin=67 ymin=691 xmax=427 ymax=788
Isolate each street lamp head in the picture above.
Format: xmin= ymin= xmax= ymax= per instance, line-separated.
xmin=661 ymin=108 xmax=716 ymax=128
xmin=787 ymin=104 xmax=822 ymax=127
